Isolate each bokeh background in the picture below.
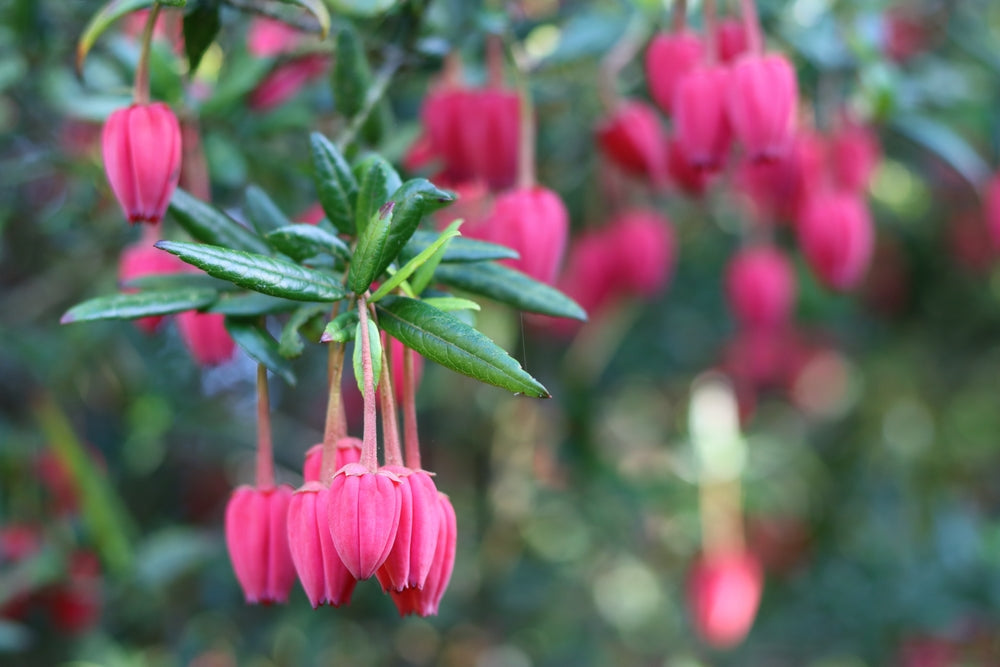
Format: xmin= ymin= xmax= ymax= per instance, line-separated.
xmin=4 ymin=0 xmax=1000 ymax=664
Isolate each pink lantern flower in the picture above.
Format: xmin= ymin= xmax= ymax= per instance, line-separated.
xmin=725 ymin=245 xmax=797 ymax=329
xmin=797 ymin=192 xmax=875 ymax=291
xmin=595 ymin=100 xmax=669 ymax=186
xmin=303 ymin=437 xmax=362 ymax=485
xmin=326 ymin=463 xmax=402 ymax=581
xmin=176 ymin=311 xmax=237 ymax=366
xmin=829 ymin=119 xmax=881 ymax=193
xmin=666 ymin=137 xmax=711 ymax=197
xmin=118 ymin=242 xmax=187 ymax=334
xmin=645 ymin=30 xmax=704 ymax=116
xmin=287 ymin=482 xmax=357 ymax=608
xmin=101 ymin=103 xmax=182 ymax=224
xmin=247 ymin=18 xmax=303 ymax=57
xmin=607 ymin=209 xmax=676 ymax=298
xmin=376 ymin=468 xmax=442 ymax=592
xmin=673 ymin=66 xmax=732 ymax=171
xmin=390 ymin=492 xmax=457 ymax=617
xmin=224 ymin=484 xmax=297 ymax=604
xmin=727 ymin=54 xmax=798 ymax=162
xmin=716 ymin=18 xmax=749 ymax=63
xmin=249 ymin=55 xmax=331 ymax=112
xmin=688 ymin=551 xmax=764 ymax=648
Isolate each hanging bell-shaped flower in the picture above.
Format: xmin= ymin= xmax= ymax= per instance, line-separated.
xmin=224 ymin=484 xmax=297 ymax=604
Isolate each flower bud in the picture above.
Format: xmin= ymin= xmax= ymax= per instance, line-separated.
xmin=224 ymin=485 xmax=297 ymax=604
xmin=176 ymin=311 xmax=236 ymax=366
xmin=644 ymin=30 xmax=704 ymax=116
xmin=607 ymin=209 xmax=675 ymax=297
xmin=595 ymin=101 xmax=669 ymax=186
xmin=287 ymin=482 xmax=357 ymax=608
xmin=303 ymin=437 xmax=363 ymax=485
xmin=716 ymin=18 xmax=749 ymax=63
xmin=101 ymin=103 xmax=182 ymax=224
xmin=688 ymin=551 xmax=764 ymax=648
xmin=725 ymin=246 xmax=796 ymax=329
xmin=727 ymin=54 xmax=798 ymax=162
xmin=327 ymin=464 xmax=402 ymax=581
xmin=390 ymin=492 xmax=457 ymax=617
xmin=829 ymin=120 xmax=880 ymax=193
xmin=118 ymin=242 xmax=187 ymax=334
xmin=673 ymin=66 xmax=732 ymax=171
xmin=797 ymin=192 xmax=875 ymax=291
xmin=376 ymin=468 xmax=442 ymax=592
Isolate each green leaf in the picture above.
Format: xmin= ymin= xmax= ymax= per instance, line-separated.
xmin=225 ymin=319 xmax=296 ymax=385
xmin=156 ymin=241 xmax=348 ymax=302
xmin=208 ymin=292 xmax=299 ymax=316
xmin=376 ymin=295 xmax=549 ymax=397
xmin=320 ymin=310 xmax=359 ymax=343
xmin=354 ymin=155 xmax=402 ymax=236
xmin=892 ymin=116 xmax=991 ymax=187
xmin=434 ymin=262 xmax=587 ymax=320
xmin=183 ymin=3 xmax=220 ymax=75
xmin=168 ymin=189 xmax=271 ymax=254
xmin=76 ymin=0 xmax=186 ymax=74
xmin=326 ymin=0 xmax=399 ymax=18
xmin=276 ymin=0 xmax=330 ymax=39
xmin=377 ymin=179 xmax=456 ymax=277
xmin=371 ymin=220 xmax=462 ymax=301
xmin=245 ymin=185 xmax=293 ymax=236
xmin=310 ymin=132 xmax=358 ymax=235
xmin=402 ymin=230 xmax=519 ymax=263
xmin=60 ymin=288 xmax=217 ymax=324
xmin=352 ymin=317 xmax=382 ymax=394
xmin=122 ymin=272 xmax=235 ymax=292
xmin=349 ymin=202 xmax=393 ymax=294
xmin=423 ymin=297 xmax=481 ymax=312
xmin=279 ymin=303 xmax=329 ymax=358
xmin=333 ymin=25 xmax=371 ymax=119
xmin=264 ymin=224 xmax=350 ymax=262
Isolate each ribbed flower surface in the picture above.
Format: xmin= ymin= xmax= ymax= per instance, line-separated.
xmin=327 ymin=464 xmax=402 ymax=581
xmin=727 ymin=54 xmax=798 ymax=162
xmin=376 ymin=468 xmax=442 ymax=592
xmin=287 ymin=482 xmax=357 ymax=608
xmin=224 ymin=485 xmax=296 ymax=604
xmin=303 ymin=437 xmax=363 ymax=485
xmin=390 ymin=492 xmax=457 ymax=617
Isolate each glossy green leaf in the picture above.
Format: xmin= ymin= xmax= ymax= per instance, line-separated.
xmin=60 ymin=288 xmax=217 ymax=324
xmin=375 ymin=295 xmax=549 ymax=397
xmin=76 ymin=0 xmax=186 ymax=74
xmin=326 ymin=0 xmax=399 ymax=18
xmin=354 ymin=155 xmax=402 ymax=236
xmin=156 ymin=241 xmax=348 ymax=302
xmin=402 ymin=230 xmax=519 ymax=263
xmin=333 ymin=25 xmax=369 ymax=117
xmin=376 ymin=179 xmax=456 ymax=279
xmin=423 ymin=297 xmax=481 ymax=312
xmin=245 ymin=185 xmax=293 ymax=236
xmin=892 ymin=115 xmax=991 ymax=187
xmin=225 ymin=319 xmax=296 ymax=385
xmin=320 ymin=310 xmax=359 ymax=343
xmin=122 ymin=272 xmax=235 ymax=292
xmin=264 ymin=224 xmax=350 ymax=262
xmin=348 ymin=202 xmax=394 ymax=294
xmin=352 ymin=317 xmax=382 ymax=394
xmin=208 ymin=292 xmax=299 ymax=316
xmin=371 ymin=220 xmax=461 ymax=301
xmin=183 ymin=3 xmax=220 ymax=75
xmin=310 ymin=132 xmax=358 ymax=235
xmin=434 ymin=262 xmax=587 ymax=320
xmin=168 ymin=189 xmax=271 ymax=254
xmin=276 ymin=0 xmax=330 ymax=38
xmin=279 ymin=304 xmax=329 ymax=358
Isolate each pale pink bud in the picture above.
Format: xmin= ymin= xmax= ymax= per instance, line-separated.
xmin=595 ymin=100 xmax=669 ymax=186
xmin=727 ymin=54 xmax=798 ymax=162
xmin=688 ymin=551 xmax=764 ymax=648
xmin=287 ymin=482 xmax=356 ymax=608
xmin=303 ymin=437 xmax=363 ymax=484
xmin=224 ymin=485 xmax=297 ymax=604
xmin=829 ymin=120 xmax=881 ymax=193
xmin=101 ymin=103 xmax=182 ymax=224
xmin=644 ymin=30 xmax=704 ymax=116
xmin=797 ymin=192 xmax=875 ymax=291
xmin=716 ymin=18 xmax=749 ymax=63
xmin=247 ymin=18 xmax=303 ymax=57
xmin=725 ymin=246 xmax=796 ymax=329
xmin=390 ymin=492 xmax=457 ymax=617
xmin=327 ymin=464 xmax=402 ymax=580
xmin=673 ymin=66 xmax=732 ymax=171
xmin=249 ymin=55 xmax=331 ymax=112
xmin=176 ymin=311 xmax=236 ymax=366
xmin=607 ymin=209 xmax=675 ymax=297
xmin=118 ymin=242 xmax=187 ymax=334
xmin=376 ymin=468 xmax=442 ymax=592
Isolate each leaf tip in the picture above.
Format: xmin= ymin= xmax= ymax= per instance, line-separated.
xmin=59 ymin=311 xmax=75 ymax=325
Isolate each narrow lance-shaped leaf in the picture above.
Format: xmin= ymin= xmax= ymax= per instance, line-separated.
xmin=76 ymin=0 xmax=186 ymax=75
xmin=310 ymin=132 xmax=358 ymax=235
xmin=402 ymin=231 xmax=519 ymax=263
xmin=354 ymin=155 xmax=402 ymax=236
xmin=122 ymin=272 xmax=235 ymax=292
xmin=208 ymin=292 xmax=299 ymax=316
xmin=333 ymin=24 xmax=385 ymax=143
xmin=320 ymin=310 xmax=359 ymax=343
xmin=376 ymin=295 xmax=549 ymax=398
xmin=279 ymin=303 xmax=329 ymax=358
xmin=371 ymin=220 xmax=462 ymax=301
xmin=374 ymin=179 xmax=456 ymax=282
xmin=61 ymin=288 xmax=218 ymax=324
xmin=434 ymin=262 xmax=587 ymax=320
xmin=264 ymin=224 xmax=350 ymax=262
xmin=326 ymin=0 xmax=399 ymax=18
xmin=183 ymin=3 xmax=220 ymax=75
xmin=352 ymin=317 xmax=382 ymax=394
xmin=422 ymin=297 xmax=481 ymax=312
xmin=275 ymin=0 xmax=330 ymax=38
xmin=348 ymin=202 xmax=394 ymax=294
xmin=168 ymin=189 xmax=271 ymax=254
xmin=156 ymin=241 xmax=348 ymax=302
xmin=245 ymin=185 xmax=293 ymax=236
xmin=225 ymin=318 xmax=296 ymax=385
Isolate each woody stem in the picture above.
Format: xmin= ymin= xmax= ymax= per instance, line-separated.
xmin=255 ymin=364 xmax=275 ymax=490
xmin=133 ymin=3 xmax=162 ymax=105
xmin=357 ymin=296 xmax=379 ymax=471
xmin=402 ymin=347 xmax=421 ymax=470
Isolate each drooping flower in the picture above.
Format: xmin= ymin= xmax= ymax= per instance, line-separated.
xmin=645 ymin=30 xmax=704 ymax=116
xmin=797 ymin=192 xmax=875 ymax=291
xmin=326 ymin=463 xmax=402 ymax=581
xmin=249 ymin=55 xmax=331 ymax=112
xmin=376 ymin=467 xmax=442 ymax=592
xmin=390 ymin=492 xmax=457 ymax=617
xmin=607 ymin=209 xmax=676 ymax=298
xmin=716 ymin=18 xmax=749 ymax=63
xmin=595 ymin=100 xmax=669 ymax=186
xmin=118 ymin=242 xmax=187 ymax=334
xmin=287 ymin=482 xmax=357 ymax=608
xmin=303 ymin=437 xmax=362 ymax=485
xmin=829 ymin=119 xmax=881 ymax=193
xmin=101 ymin=103 xmax=182 ymax=224
xmin=725 ymin=246 xmax=796 ymax=329
xmin=176 ymin=311 xmax=236 ymax=366
xmin=688 ymin=551 xmax=764 ymax=648
xmin=673 ymin=66 xmax=732 ymax=171
xmin=224 ymin=484 xmax=297 ymax=604
xmin=727 ymin=54 xmax=798 ymax=162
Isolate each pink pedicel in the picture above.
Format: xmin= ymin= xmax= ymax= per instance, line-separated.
xmin=101 ymin=103 xmax=182 ymax=224
xmin=224 ymin=485 xmax=297 ymax=604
